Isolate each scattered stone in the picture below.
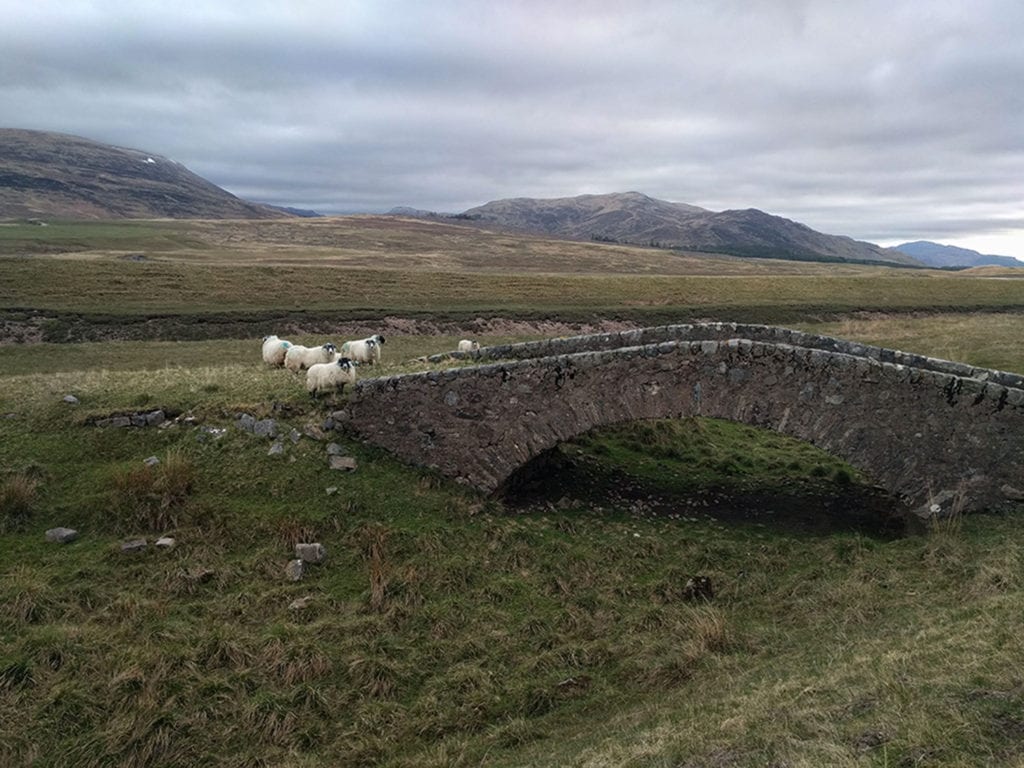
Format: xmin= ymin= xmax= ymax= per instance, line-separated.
xmin=295 ymin=542 xmax=326 ymax=563
xmin=682 ymin=575 xmax=714 ymax=602
xmin=1001 ymin=484 xmax=1024 ymax=502
xmin=131 ymin=414 xmax=147 ymax=427
xmin=143 ymin=456 xmax=160 ymax=467
xmin=304 ymin=424 xmax=325 ymax=441
xmin=155 ymin=536 xmax=176 ymax=549
xmin=45 ymin=527 xmax=79 ymax=544
xmin=326 ymin=442 xmax=346 ymax=456
xmin=289 ymin=428 xmax=302 ymax=444
xmin=62 ymin=394 xmax=79 ymax=405
xmin=325 ymin=486 xmax=339 ymax=495
xmin=914 ymin=489 xmax=963 ymax=520
xmin=110 ymin=416 xmax=132 ymax=428
xmin=329 ymin=410 xmax=349 ymax=425
xmin=285 ymin=559 xmax=305 ymax=581
xmin=289 ymin=595 xmax=314 ymax=611
xmin=236 ymin=413 xmax=256 ymax=433
xmin=321 ymin=417 xmax=336 ymax=432
xmin=329 ymin=455 xmax=358 ymax=472
xmin=268 ymin=441 xmax=285 ymax=456
xmin=144 ymin=410 xmax=166 ymax=426
xmin=253 ymin=418 xmax=277 ymax=438
xmin=198 ymin=425 xmax=227 ymax=442
xmin=121 ymin=538 xmax=148 ymax=553
xmin=3 ymin=412 xmax=17 ymax=419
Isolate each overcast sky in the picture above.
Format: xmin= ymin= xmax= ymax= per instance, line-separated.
xmin=2 ymin=0 xmax=1023 ymax=257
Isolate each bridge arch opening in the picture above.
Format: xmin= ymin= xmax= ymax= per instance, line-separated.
xmin=497 ymin=417 xmax=910 ymax=538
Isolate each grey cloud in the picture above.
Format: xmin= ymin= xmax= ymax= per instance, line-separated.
xmin=1 ymin=0 xmax=1022 ymax=254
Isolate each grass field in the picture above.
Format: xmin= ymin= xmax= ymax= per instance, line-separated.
xmin=2 ymin=219 xmax=1024 ymax=767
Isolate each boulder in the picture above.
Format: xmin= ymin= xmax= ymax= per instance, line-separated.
xmin=145 ymin=410 xmax=166 ymax=426
xmin=295 ymin=542 xmax=326 ymax=563
xmin=155 ymin=536 xmax=176 ymax=549
xmin=253 ymin=419 xmax=278 ymax=438
xmin=120 ymin=538 xmax=148 ymax=553
xmin=914 ymin=489 xmax=964 ymax=520
xmin=1001 ymin=484 xmax=1024 ymax=502
xmin=45 ymin=527 xmax=79 ymax=544
xmin=143 ymin=456 xmax=160 ymax=467
xmin=236 ymin=413 xmax=256 ymax=433
xmin=329 ymin=456 xmax=358 ymax=472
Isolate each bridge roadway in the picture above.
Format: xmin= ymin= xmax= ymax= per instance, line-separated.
xmin=341 ymin=324 xmax=1024 ymax=516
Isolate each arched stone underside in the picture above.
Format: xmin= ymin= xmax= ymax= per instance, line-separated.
xmin=346 ymin=325 xmax=1024 ymax=513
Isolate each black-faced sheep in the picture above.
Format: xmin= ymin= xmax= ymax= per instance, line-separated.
xmin=284 ymin=343 xmax=337 ymax=373
xmin=306 ymin=357 xmax=357 ymax=397
xmin=341 ymin=334 xmax=385 ymax=365
xmin=261 ymin=335 xmax=293 ymax=366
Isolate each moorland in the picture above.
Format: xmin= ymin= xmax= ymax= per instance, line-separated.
xmin=1 ymin=217 xmax=1024 ymax=767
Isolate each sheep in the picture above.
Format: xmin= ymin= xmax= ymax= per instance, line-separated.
xmin=306 ymin=357 xmax=357 ymax=397
xmin=284 ymin=342 xmax=337 ymax=373
xmin=457 ymin=339 xmax=480 ymax=353
xmin=341 ymin=334 xmax=386 ymax=365
xmin=261 ymin=335 xmax=293 ymax=366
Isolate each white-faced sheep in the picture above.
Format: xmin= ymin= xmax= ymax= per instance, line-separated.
xmin=341 ymin=334 xmax=386 ymax=365
xmin=261 ymin=335 xmax=293 ymax=366
xmin=284 ymin=342 xmax=337 ymax=373
xmin=306 ymin=357 xmax=357 ymax=397
xmin=457 ymin=339 xmax=480 ymax=353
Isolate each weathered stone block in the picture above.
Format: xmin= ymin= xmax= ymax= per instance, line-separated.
xmin=45 ymin=527 xmax=79 ymax=544
xmin=295 ymin=542 xmax=325 ymax=563
xmin=330 ymin=456 xmax=358 ymax=471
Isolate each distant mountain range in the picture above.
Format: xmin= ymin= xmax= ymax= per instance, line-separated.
xmin=0 ymin=128 xmax=288 ymax=220
xmin=9 ymin=128 xmax=1008 ymax=271
xmin=393 ymin=192 xmax=919 ymax=266
xmin=893 ymin=240 xmax=1023 ymax=268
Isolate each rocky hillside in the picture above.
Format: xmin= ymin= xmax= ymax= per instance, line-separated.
xmin=894 ymin=240 xmax=1023 ymax=268
xmin=0 ymin=128 xmax=287 ymax=220
xmin=458 ymin=192 xmax=918 ymax=266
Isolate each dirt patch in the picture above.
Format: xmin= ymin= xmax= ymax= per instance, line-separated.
xmin=0 ymin=309 xmax=644 ymax=345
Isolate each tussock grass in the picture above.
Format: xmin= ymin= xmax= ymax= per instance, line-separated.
xmin=109 ymin=450 xmax=196 ymax=532
xmin=2 ymin=311 xmax=1024 ymax=765
xmin=0 ymin=472 xmax=39 ymax=531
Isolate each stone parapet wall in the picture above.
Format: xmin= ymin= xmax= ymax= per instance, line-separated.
xmin=357 ymin=326 xmax=1024 ymax=512
xmin=430 ymin=323 xmax=1024 ymax=389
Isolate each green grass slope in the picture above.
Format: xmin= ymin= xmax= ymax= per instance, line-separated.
xmin=2 ymin=328 xmax=1023 ymax=767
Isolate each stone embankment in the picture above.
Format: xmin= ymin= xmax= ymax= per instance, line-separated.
xmin=350 ymin=324 xmax=1024 ymax=516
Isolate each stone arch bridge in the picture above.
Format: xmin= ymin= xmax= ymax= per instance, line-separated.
xmin=342 ymin=324 xmax=1024 ymax=514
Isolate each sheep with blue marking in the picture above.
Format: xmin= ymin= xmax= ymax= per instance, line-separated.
xmin=306 ymin=357 xmax=357 ymax=398
xmin=341 ymin=334 xmax=385 ymax=365
xmin=261 ymin=335 xmax=293 ymax=367
xmin=284 ymin=342 xmax=338 ymax=373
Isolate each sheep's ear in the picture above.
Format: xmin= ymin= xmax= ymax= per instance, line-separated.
xmin=378 ymin=335 xmax=386 ymax=344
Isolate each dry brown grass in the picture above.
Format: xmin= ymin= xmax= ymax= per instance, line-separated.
xmin=109 ymin=451 xmax=196 ymax=532
xmin=0 ymin=473 xmax=39 ymax=531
